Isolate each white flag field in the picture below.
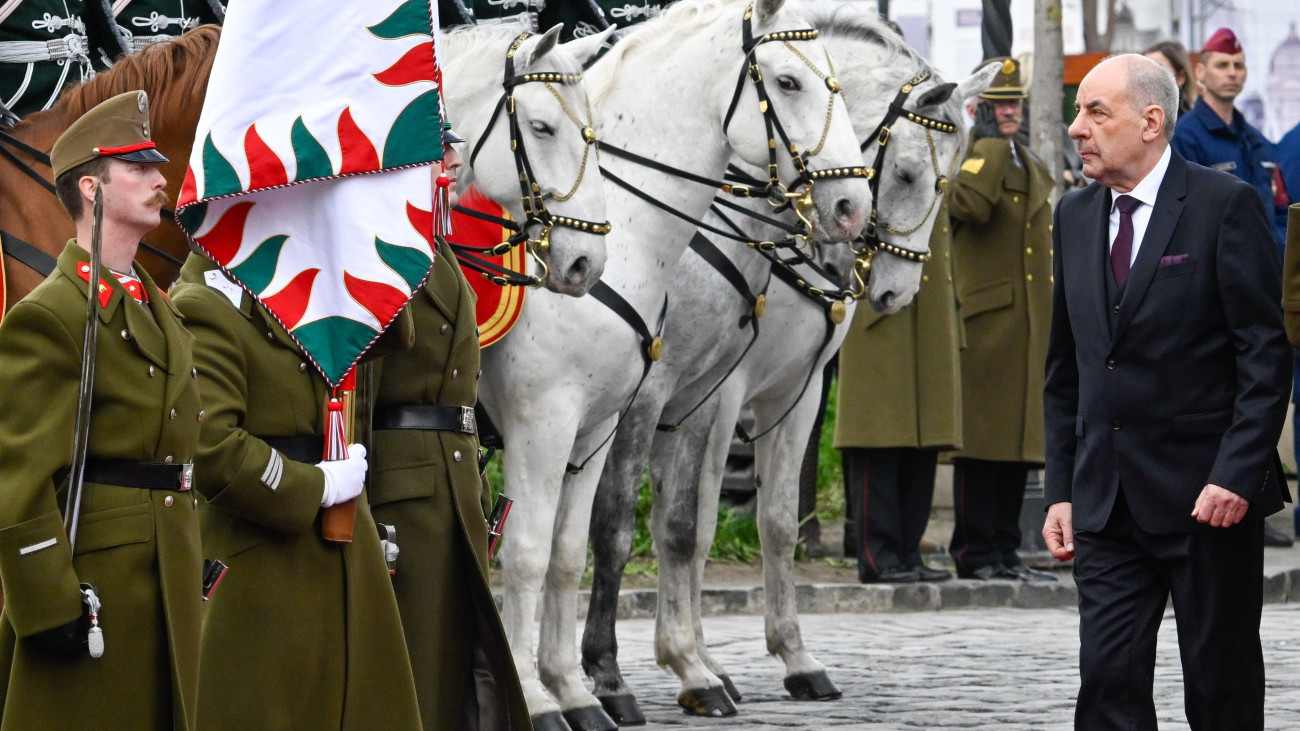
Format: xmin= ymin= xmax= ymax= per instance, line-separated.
xmin=176 ymin=0 xmax=445 ymax=386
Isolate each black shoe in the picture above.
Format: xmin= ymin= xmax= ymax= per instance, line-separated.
xmin=862 ymin=566 xmax=920 ymax=584
xmin=1264 ymin=523 xmax=1294 ymax=548
xmin=912 ymin=564 xmax=953 ymax=582
xmin=1004 ymin=563 xmax=1058 ymax=582
xmin=958 ymin=564 xmax=1018 ymax=580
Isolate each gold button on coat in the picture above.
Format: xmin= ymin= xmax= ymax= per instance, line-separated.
xmin=453 ymin=450 xmax=463 ymax=462
xmin=164 ymin=496 xmax=174 ymax=507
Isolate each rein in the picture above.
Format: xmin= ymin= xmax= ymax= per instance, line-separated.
xmin=0 ymin=128 xmax=187 ymax=281
xmin=452 ymin=31 xmax=611 ymax=288
xmin=657 ymin=72 xmax=963 ymax=444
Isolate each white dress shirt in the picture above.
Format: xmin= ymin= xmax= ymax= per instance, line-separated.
xmin=1107 ymin=145 xmax=1172 ymax=267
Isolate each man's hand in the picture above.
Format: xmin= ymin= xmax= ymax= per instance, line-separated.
xmin=1191 ymin=483 xmax=1249 ymax=527
xmin=1042 ymin=502 xmax=1075 ymax=561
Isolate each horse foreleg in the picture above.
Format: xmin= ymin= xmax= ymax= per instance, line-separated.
xmin=750 ymin=381 xmax=842 ymax=702
xmin=536 ymin=420 xmax=620 ymax=731
xmin=686 ymin=387 xmax=748 ymax=703
xmin=493 ymin=413 xmax=580 ymax=729
xmin=649 ymin=397 xmax=736 ymax=717
xmin=582 ymin=397 xmax=664 ymax=726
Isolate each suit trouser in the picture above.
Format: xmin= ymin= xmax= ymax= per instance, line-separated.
xmin=949 ymin=458 xmax=1029 ymax=573
xmin=1073 ymin=490 xmax=1265 ymax=731
xmin=841 ymin=447 xmax=939 ymax=579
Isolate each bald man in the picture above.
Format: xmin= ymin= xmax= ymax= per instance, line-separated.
xmin=1044 ymin=54 xmax=1290 ymax=729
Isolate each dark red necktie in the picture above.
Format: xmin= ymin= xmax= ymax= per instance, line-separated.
xmin=1111 ymin=194 xmax=1140 ymax=288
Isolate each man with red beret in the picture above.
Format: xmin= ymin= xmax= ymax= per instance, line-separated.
xmin=1173 ymin=28 xmax=1289 ymax=251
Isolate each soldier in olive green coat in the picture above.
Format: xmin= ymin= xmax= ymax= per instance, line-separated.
xmin=945 ymin=58 xmax=1055 ymax=581
xmin=834 ymin=200 xmax=962 ymax=583
xmin=370 ymin=132 xmax=531 ymax=731
xmin=0 ymin=92 xmax=202 ymax=729
xmin=170 ymin=254 xmax=423 ymax=730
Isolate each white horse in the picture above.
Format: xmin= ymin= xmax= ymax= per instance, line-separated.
xmin=581 ymin=5 xmax=999 ymax=721
xmin=478 ymin=1 xmax=873 ymax=729
xmin=441 ymin=23 xmax=614 ymax=296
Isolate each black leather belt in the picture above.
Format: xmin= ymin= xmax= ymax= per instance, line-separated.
xmin=84 ymin=459 xmax=193 ymax=492
xmin=373 ymin=404 xmax=476 ymax=434
xmin=261 ymin=435 xmax=326 ymax=464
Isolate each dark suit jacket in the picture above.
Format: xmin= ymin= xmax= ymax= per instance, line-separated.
xmin=1044 ymin=150 xmax=1292 ymax=535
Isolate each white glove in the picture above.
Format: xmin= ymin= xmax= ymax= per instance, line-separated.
xmin=317 ymin=443 xmax=368 ymax=507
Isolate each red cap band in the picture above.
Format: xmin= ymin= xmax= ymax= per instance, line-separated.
xmin=93 ymin=141 xmax=158 ymax=156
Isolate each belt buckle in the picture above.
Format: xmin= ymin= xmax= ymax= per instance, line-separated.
xmin=179 ymin=463 xmax=194 ymax=492
xmin=459 ymin=406 xmax=476 ymax=435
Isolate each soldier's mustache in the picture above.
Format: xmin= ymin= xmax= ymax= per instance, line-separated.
xmin=149 ymin=190 xmax=170 ymax=207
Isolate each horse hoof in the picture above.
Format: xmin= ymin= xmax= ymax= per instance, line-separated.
xmin=561 ymin=705 xmax=619 ymax=731
xmin=718 ymin=674 xmax=742 ymax=703
xmin=532 ymin=711 xmax=572 ymax=731
xmin=784 ymin=671 xmax=843 ymax=701
xmin=677 ymin=685 xmax=738 ymax=717
xmin=598 ymin=694 xmax=646 ymax=726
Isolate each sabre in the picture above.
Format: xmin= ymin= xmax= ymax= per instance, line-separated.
xmin=64 ymin=185 xmax=104 ymax=552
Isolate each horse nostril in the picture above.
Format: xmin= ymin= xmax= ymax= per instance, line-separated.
xmin=566 ymin=256 xmax=590 ymax=285
xmin=835 ymin=198 xmax=857 ymax=224
xmin=879 ymin=291 xmax=895 ymax=310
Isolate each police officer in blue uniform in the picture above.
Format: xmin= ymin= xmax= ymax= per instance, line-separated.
xmin=1172 ymin=27 xmax=1288 ymax=250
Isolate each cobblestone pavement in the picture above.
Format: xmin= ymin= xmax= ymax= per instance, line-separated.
xmin=608 ymin=604 xmax=1300 ymax=730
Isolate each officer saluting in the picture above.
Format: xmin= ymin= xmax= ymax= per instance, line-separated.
xmin=0 ymin=91 xmax=203 ymax=729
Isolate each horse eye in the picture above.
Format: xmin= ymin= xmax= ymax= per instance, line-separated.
xmin=530 ymin=120 xmax=555 ymax=136
xmin=895 ymin=168 xmax=916 ymax=185
xmin=777 ymin=75 xmax=800 ymax=92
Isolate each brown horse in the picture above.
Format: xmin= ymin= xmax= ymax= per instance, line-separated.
xmin=1 ymin=25 xmax=220 ymax=313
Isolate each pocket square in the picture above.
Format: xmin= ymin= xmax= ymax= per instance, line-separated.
xmin=1159 ymin=254 xmax=1190 ymax=267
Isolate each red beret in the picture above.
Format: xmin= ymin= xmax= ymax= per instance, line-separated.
xmin=1201 ymin=27 xmax=1242 ymax=55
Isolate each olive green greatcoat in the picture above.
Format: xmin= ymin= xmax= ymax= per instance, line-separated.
xmin=834 ymin=200 xmax=963 ymax=450
xmin=0 ymin=242 xmax=203 ymax=730
xmin=371 ymin=239 xmax=531 ymax=731
xmin=947 ymin=137 xmax=1054 ymax=464
xmin=1283 ymin=204 xmax=1300 ymax=348
xmin=170 ymin=254 xmax=422 ymax=731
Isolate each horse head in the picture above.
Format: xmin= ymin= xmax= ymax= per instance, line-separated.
xmin=442 ymin=24 xmax=612 ymax=297
xmin=717 ymin=0 xmax=871 ymax=243
xmin=810 ymin=4 xmax=996 ymax=314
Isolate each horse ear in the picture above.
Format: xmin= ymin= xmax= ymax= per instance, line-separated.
xmin=561 ymin=26 xmax=617 ymax=69
xmin=915 ymin=82 xmax=957 ymax=108
xmin=517 ymin=24 xmax=564 ymax=68
xmin=953 ymin=63 xmax=1001 ymax=105
xmin=754 ymin=0 xmax=786 ymax=25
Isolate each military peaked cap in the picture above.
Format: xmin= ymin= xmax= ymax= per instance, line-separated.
xmin=51 ymin=90 xmax=169 ymax=180
xmin=976 ymin=57 xmax=1028 ymax=101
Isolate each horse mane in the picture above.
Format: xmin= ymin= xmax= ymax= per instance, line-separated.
xmin=587 ymin=0 xmax=750 ymax=106
xmin=441 ymin=21 xmax=581 ymax=76
xmin=802 ymin=2 xmax=962 ymax=123
xmin=58 ymin=25 xmax=222 ymax=121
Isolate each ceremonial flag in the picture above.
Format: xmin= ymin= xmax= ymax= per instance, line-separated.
xmin=176 ymin=0 xmax=444 ymax=386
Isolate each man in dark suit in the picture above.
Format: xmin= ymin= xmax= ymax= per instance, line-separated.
xmin=1043 ymin=54 xmax=1291 ymax=730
